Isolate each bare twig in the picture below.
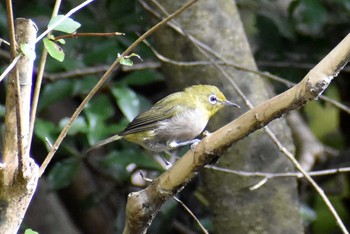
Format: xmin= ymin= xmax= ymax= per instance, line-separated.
xmin=0 ymin=38 xmax=11 ymax=46
xmin=29 ymin=0 xmax=62 ymax=151
xmin=0 ymin=55 xmax=21 ymax=82
xmin=205 ymin=165 xmax=350 ymax=179
xmin=258 ymin=60 xmax=350 ymax=74
xmin=173 ymin=197 xmax=209 ymax=234
xmin=264 ymin=126 xmax=348 ymax=233
xmin=53 ymin=32 xmax=125 ymax=41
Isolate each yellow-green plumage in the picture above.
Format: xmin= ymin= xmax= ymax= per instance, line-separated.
xmin=88 ymin=85 xmax=239 ymax=152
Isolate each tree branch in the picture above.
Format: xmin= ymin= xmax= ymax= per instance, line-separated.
xmin=123 ymin=33 xmax=350 ymax=234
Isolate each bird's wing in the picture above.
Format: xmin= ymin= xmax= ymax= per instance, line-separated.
xmin=119 ymin=92 xmax=184 ymax=136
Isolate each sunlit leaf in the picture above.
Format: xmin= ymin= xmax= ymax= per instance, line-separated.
xmin=24 ymin=229 xmax=39 ymax=234
xmin=43 ymin=38 xmax=64 ymax=62
xmin=48 ymin=15 xmax=81 ymax=33
xmin=120 ymin=57 xmax=133 ymax=66
xmin=118 ymin=53 xmax=142 ymax=67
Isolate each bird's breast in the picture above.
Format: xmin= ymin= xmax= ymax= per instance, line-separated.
xmin=156 ymin=109 xmax=209 ymax=141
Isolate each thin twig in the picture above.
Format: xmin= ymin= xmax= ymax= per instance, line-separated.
xmin=5 ymin=0 xmax=16 ymax=57
xmin=206 ymin=165 xmax=350 ymax=178
xmin=53 ymin=32 xmax=125 ymax=41
xmin=264 ymin=127 xmax=348 ymax=233
xmin=173 ymin=197 xmax=209 ymax=234
xmin=0 ymin=38 xmax=11 ymax=46
xmin=5 ymin=0 xmax=24 ymax=172
xmin=258 ymin=60 xmax=350 ymax=73
xmin=0 ymin=55 xmax=21 ymax=82
xmin=39 ymin=0 xmax=199 ymax=177
xmin=29 ymin=0 xmax=62 ymax=151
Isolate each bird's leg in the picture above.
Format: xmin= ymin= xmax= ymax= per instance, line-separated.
xmin=168 ymin=139 xmax=201 ymax=149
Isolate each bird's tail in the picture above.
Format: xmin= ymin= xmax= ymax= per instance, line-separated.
xmin=86 ymin=135 xmax=122 ymax=153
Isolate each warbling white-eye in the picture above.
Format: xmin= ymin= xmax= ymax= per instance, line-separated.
xmin=88 ymin=85 xmax=239 ymax=152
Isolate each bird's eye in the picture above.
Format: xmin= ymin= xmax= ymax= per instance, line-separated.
xmin=208 ymin=94 xmax=218 ymax=104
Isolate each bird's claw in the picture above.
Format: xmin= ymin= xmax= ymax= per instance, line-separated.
xmin=203 ymin=130 xmax=211 ymax=137
xmin=190 ymin=139 xmax=201 ymax=150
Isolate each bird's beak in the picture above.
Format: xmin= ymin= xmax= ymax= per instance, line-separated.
xmin=222 ymin=100 xmax=240 ymax=108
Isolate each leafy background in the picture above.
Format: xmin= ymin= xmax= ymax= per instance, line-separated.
xmin=1 ymin=0 xmax=350 ymax=233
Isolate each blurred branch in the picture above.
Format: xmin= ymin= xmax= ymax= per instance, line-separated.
xmin=258 ymin=60 xmax=350 ymax=74
xmin=205 ymin=165 xmax=350 ymax=179
xmin=287 ymin=111 xmax=338 ymax=171
xmin=42 ymin=61 xmax=160 ymax=81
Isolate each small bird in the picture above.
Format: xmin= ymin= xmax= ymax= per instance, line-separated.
xmin=88 ymin=84 xmax=239 ymax=152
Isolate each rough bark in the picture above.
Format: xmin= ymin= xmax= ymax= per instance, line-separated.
xmin=148 ymin=0 xmax=303 ymax=233
xmin=0 ymin=18 xmax=39 ymax=233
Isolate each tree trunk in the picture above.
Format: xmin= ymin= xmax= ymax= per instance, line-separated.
xmin=148 ymin=0 xmax=303 ymax=233
xmin=0 ymin=18 xmax=39 ymax=233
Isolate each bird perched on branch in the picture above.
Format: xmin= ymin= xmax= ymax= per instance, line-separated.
xmin=88 ymin=84 xmax=239 ymax=152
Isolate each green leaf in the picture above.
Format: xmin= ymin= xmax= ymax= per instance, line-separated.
xmin=120 ymin=57 xmax=133 ymax=66
xmin=20 ymin=43 xmax=36 ymax=60
xmin=59 ymin=116 xmax=88 ymax=135
xmin=25 ymin=229 xmax=39 ymax=234
xmin=118 ymin=53 xmax=142 ymax=67
xmin=111 ymin=85 xmax=140 ymax=121
xmin=43 ymin=38 xmax=65 ymax=62
xmin=38 ymin=79 xmax=74 ymax=111
xmin=48 ymin=15 xmax=81 ymax=33
xmin=295 ymin=0 xmax=328 ymax=35
xmin=121 ymin=70 xmax=164 ymax=86
xmin=48 ymin=158 xmax=80 ymax=190
xmin=35 ymin=119 xmax=59 ymax=150
xmin=84 ymin=95 xmax=120 ymax=144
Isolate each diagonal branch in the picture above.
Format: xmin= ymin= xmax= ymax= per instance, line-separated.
xmin=124 ymin=33 xmax=350 ymax=234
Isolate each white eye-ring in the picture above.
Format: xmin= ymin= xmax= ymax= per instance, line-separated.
xmin=208 ymin=94 xmax=218 ymax=104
